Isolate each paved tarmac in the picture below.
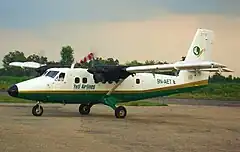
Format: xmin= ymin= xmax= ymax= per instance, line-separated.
xmin=0 ymin=103 xmax=239 ymax=152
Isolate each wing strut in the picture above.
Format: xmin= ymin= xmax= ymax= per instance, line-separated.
xmin=101 ymin=79 xmax=125 ymax=110
xmin=106 ymin=79 xmax=125 ymax=96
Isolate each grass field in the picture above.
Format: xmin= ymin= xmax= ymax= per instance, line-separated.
xmin=0 ymin=76 xmax=30 ymax=90
xmin=0 ymin=94 xmax=32 ymax=103
xmin=169 ymin=83 xmax=240 ymax=101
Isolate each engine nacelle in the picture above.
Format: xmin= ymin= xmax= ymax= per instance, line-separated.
xmin=87 ymin=65 xmax=131 ymax=83
xmin=93 ymin=73 xmax=106 ymax=83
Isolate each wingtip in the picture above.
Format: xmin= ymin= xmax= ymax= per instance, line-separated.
xmin=223 ymin=68 xmax=234 ymax=72
xmin=210 ymin=62 xmax=227 ymax=68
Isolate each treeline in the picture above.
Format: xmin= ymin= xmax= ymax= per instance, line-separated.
xmin=0 ymin=46 xmax=239 ymax=83
xmin=209 ymin=73 xmax=240 ymax=83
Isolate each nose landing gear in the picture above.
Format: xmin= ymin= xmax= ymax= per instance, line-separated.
xmin=32 ymin=103 xmax=43 ymax=116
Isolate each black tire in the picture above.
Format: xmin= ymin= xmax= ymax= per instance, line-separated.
xmin=79 ymin=104 xmax=91 ymax=115
xmin=115 ymin=106 xmax=127 ymax=118
xmin=32 ymin=105 xmax=43 ymax=116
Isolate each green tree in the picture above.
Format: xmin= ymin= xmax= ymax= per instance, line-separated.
xmin=27 ymin=54 xmax=48 ymax=64
xmin=60 ymin=46 xmax=74 ymax=65
xmin=125 ymin=60 xmax=143 ymax=66
xmin=145 ymin=60 xmax=155 ymax=65
xmin=2 ymin=50 xmax=26 ymax=68
xmin=226 ymin=75 xmax=233 ymax=82
xmin=209 ymin=73 xmax=226 ymax=83
xmin=2 ymin=50 xmax=27 ymax=76
xmin=105 ymin=58 xmax=119 ymax=65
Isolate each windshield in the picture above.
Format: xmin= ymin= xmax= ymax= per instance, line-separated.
xmin=45 ymin=71 xmax=59 ymax=78
xmin=41 ymin=70 xmax=48 ymax=76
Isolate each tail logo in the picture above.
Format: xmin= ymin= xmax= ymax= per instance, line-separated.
xmin=193 ymin=46 xmax=204 ymax=57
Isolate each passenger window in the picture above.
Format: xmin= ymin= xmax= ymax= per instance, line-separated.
xmin=82 ymin=77 xmax=87 ymax=83
xmin=57 ymin=73 xmax=65 ymax=81
xmin=75 ymin=77 xmax=80 ymax=83
xmin=136 ymin=78 xmax=140 ymax=84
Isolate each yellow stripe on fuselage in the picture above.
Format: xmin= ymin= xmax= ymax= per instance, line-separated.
xmin=19 ymin=79 xmax=208 ymax=94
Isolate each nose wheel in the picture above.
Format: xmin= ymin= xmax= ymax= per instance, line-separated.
xmin=32 ymin=104 xmax=43 ymax=116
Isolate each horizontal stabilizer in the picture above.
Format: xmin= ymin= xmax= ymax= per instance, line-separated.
xmin=9 ymin=62 xmax=46 ymax=69
xmin=125 ymin=61 xmax=228 ymax=73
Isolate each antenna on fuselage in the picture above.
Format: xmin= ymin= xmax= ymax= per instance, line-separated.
xmin=70 ymin=63 xmax=75 ymax=69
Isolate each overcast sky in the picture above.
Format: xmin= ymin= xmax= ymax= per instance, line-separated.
xmin=0 ymin=0 xmax=239 ymax=75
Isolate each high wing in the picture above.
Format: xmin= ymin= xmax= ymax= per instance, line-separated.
xmin=8 ymin=52 xmax=95 ymax=74
xmin=8 ymin=61 xmax=74 ymax=75
xmin=125 ymin=61 xmax=233 ymax=73
xmin=9 ymin=61 xmax=46 ymax=69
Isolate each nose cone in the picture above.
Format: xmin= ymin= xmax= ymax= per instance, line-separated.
xmin=7 ymin=85 xmax=18 ymax=97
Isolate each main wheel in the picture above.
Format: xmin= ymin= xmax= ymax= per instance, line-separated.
xmin=32 ymin=105 xmax=43 ymax=116
xmin=79 ymin=104 xmax=91 ymax=115
xmin=115 ymin=106 xmax=127 ymax=118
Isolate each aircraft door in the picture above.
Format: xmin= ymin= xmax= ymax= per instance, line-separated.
xmin=129 ymin=76 xmax=143 ymax=100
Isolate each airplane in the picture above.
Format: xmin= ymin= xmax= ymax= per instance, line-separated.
xmin=7 ymin=28 xmax=233 ymax=119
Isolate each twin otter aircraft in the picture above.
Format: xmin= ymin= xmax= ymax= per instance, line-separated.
xmin=7 ymin=29 xmax=233 ymax=118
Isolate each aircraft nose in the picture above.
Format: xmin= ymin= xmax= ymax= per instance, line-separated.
xmin=7 ymin=85 xmax=19 ymax=97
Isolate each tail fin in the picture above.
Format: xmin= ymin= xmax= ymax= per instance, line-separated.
xmin=178 ymin=29 xmax=214 ymax=83
xmin=184 ymin=29 xmax=214 ymax=62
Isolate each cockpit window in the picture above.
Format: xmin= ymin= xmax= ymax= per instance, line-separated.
xmin=45 ymin=71 xmax=59 ymax=78
xmin=41 ymin=70 xmax=48 ymax=76
xmin=58 ymin=73 xmax=65 ymax=81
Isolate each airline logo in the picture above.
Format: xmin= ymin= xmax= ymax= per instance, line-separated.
xmin=193 ymin=46 xmax=205 ymax=57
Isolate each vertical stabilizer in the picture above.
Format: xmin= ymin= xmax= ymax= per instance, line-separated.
xmin=178 ymin=29 xmax=214 ymax=83
xmin=184 ymin=29 xmax=214 ymax=62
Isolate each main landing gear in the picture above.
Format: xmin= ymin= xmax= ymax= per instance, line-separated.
xmin=115 ymin=106 xmax=127 ymax=118
xmin=78 ymin=102 xmax=127 ymax=119
xmin=32 ymin=103 xmax=43 ymax=116
xmin=102 ymin=96 xmax=127 ymax=119
xmin=79 ymin=104 xmax=92 ymax=115
xmin=78 ymin=79 xmax=127 ymax=118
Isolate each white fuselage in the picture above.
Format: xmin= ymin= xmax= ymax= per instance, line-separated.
xmin=13 ymin=67 xmax=209 ymax=104
xmin=16 ymin=68 xmax=181 ymax=92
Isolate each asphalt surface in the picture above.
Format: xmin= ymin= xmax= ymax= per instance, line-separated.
xmin=0 ymin=103 xmax=239 ymax=152
xmin=0 ymin=91 xmax=7 ymax=95
xmin=154 ymin=98 xmax=240 ymax=107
